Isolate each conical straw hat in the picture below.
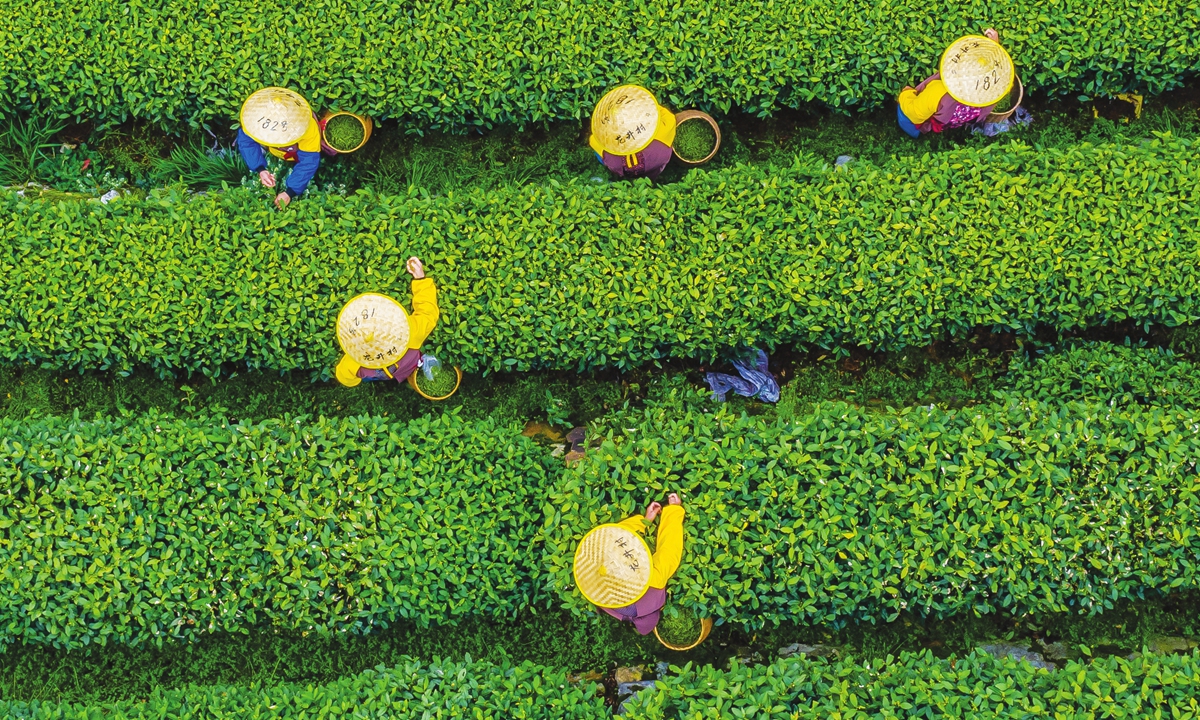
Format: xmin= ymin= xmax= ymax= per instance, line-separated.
xmin=939 ymin=36 xmax=1014 ymax=108
xmin=240 ymin=87 xmax=312 ymax=147
xmin=573 ymin=523 xmax=653 ymax=608
xmin=591 ymin=85 xmax=661 ymax=156
xmin=336 ymin=293 xmax=411 ymax=370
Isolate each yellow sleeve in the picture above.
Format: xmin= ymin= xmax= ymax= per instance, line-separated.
xmin=649 ymin=505 xmax=685 ymax=588
xmin=616 ymin=515 xmax=649 ymax=535
xmin=407 ymin=277 xmax=440 ymax=350
xmin=297 ymin=116 xmax=322 ymax=153
xmin=898 ymin=80 xmax=948 ymax=125
xmin=335 ymin=354 xmax=362 ymax=387
xmin=653 ymin=104 xmax=676 ymax=147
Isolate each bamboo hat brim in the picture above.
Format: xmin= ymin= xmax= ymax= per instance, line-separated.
xmin=940 ymin=36 xmax=1015 ymax=108
xmin=573 ymin=523 xmax=653 ymax=608
xmin=591 ymin=85 xmax=661 ymax=156
xmin=240 ymin=87 xmax=312 ymax=147
xmin=336 ymin=293 xmax=411 ymax=370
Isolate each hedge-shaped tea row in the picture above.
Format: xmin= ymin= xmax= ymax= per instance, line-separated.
xmin=1005 ymin=343 xmax=1200 ymax=408
xmin=3 ymin=0 xmax=1198 ymax=128
xmin=5 ymin=652 xmax=1200 ymax=718
xmin=546 ymin=398 xmax=1200 ymax=627
xmin=0 ymin=412 xmax=555 ymax=647
xmin=5 ymin=396 xmax=1200 ymax=648
xmin=623 ymin=651 xmax=1200 ymax=718
xmin=4 ymin=138 xmax=1199 ymax=376
xmin=0 ymin=658 xmax=602 ymax=719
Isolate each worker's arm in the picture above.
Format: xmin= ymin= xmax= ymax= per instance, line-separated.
xmin=648 ymin=505 xmax=685 ymax=588
xmin=236 ymin=128 xmax=267 ymax=173
xmin=284 ymin=150 xmax=320 ymax=197
xmin=616 ymin=515 xmax=649 ymax=535
xmin=913 ymin=72 xmax=940 ymax=94
xmin=898 ymin=78 xmax=949 ymax=126
xmin=406 ymin=277 xmax=440 ymax=349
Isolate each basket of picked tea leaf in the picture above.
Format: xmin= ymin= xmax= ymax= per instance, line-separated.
xmin=321 ymin=111 xmax=374 ymax=154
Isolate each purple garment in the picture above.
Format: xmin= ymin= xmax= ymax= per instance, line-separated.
xmin=601 ymin=140 xmax=673 ymax=181
xmin=602 ymin=587 xmax=668 ymax=635
xmin=706 ymin=348 xmax=780 ymax=403
xmin=357 ymin=348 xmax=422 ymax=384
xmin=914 ymin=73 xmax=996 ymax=133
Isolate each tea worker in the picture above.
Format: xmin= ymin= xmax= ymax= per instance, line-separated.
xmin=237 ymin=87 xmax=328 ymax=209
xmin=574 ymin=492 xmax=686 ymax=635
xmin=589 ymin=85 xmax=677 ymax=181
xmin=334 ymin=257 xmax=440 ymax=387
xmin=897 ymin=29 xmax=1011 ymax=138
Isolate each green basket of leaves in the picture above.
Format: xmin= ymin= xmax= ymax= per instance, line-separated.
xmin=654 ymin=608 xmax=713 ymax=651
xmin=672 ymin=110 xmax=721 ymax=165
xmin=321 ymin=111 xmax=373 ymax=154
xmin=408 ymin=363 xmax=462 ymax=401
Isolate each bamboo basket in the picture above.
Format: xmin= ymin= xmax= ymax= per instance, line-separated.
xmin=985 ymin=76 xmax=1024 ymax=123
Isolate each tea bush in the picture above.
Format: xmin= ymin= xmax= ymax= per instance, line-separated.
xmin=0 ymin=412 xmax=556 ymax=648
xmin=2 ymin=1 xmax=1197 ymax=128
xmin=0 ymin=658 xmax=604 ymax=719
xmin=623 ymin=651 xmax=1200 ymax=718
xmin=1005 ymin=343 xmax=1200 ymax=408
xmin=3 ymin=651 xmax=1199 ymax=718
xmin=546 ymin=399 xmax=1200 ymax=627
xmin=3 ymin=138 xmax=1198 ymax=377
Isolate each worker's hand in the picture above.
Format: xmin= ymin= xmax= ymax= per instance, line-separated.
xmin=668 ymin=493 xmax=682 ymax=506
xmin=645 ymin=501 xmax=663 ymax=522
xmin=984 ymin=28 xmax=999 ymax=42
xmin=407 ymin=256 xmax=426 ymax=279
xmin=274 ymin=191 xmax=291 ymax=209
xmin=259 ymin=170 xmax=276 ymax=188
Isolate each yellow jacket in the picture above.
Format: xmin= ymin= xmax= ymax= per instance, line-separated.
xmin=897 ymin=80 xmax=950 ymax=125
xmin=617 ymin=504 xmax=685 ymax=589
xmin=335 ymin=277 xmax=440 ymax=386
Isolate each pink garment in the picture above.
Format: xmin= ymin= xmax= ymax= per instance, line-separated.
xmin=602 ymin=587 xmax=668 ymax=635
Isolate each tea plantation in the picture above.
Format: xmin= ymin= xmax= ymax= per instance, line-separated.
xmin=3 ymin=7 xmax=1200 ymax=713
xmin=2 ymin=0 xmax=1197 ymax=127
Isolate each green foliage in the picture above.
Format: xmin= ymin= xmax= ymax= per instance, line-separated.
xmin=3 ymin=1 xmax=1198 ymax=129
xmin=323 ymin=115 xmax=365 ymax=153
xmin=623 ymin=651 xmax=1200 ymax=718
xmin=0 ymin=411 xmax=558 ymax=648
xmin=149 ymin=141 xmax=247 ymax=189
xmin=0 ymin=658 xmax=606 ymax=719
xmin=3 ymin=137 xmax=1199 ymax=377
xmin=673 ymin=119 xmax=717 ymax=162
xmin=546 ymin=398 xmax=1200 ymax=627
xmin=4 ymin=651 xmax=1200 ymax=718
xmin=1005 ymin=343 xmax=1200 ymax=408
xmin=0 ymin=114 xmax=65 ymax=185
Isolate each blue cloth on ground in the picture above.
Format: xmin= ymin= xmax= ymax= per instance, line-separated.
xmin=705 ymin=348 xmax=780 ymax=403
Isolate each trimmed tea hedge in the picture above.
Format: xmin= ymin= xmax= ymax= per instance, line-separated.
xmin=0 ymin=658 xmax=604 ymax=719
xmin=624 ymin=651 xmax=1200 ymax=718
xmin=4 ymin=652 xmax=1200 ymax=718
xmin=6 ymin=396 xmax=1200 ymax=648
xmin=0 ymin=412 xmax=555 ymax=647
xmin=2 ymin=1 xmax=1198 ymax=128
xmin=3 ymin=138 xmax=1199 ymax=376
xmin=1006 ymin=343 xmax=1200 ymax=408
xmin=546 ymin=398 xmax=1200 ymax=627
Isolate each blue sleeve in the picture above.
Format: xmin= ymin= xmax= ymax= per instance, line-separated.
xmin=236 ymin=128 xmax=267 ymax=173
xmin=285 ymin=150 xmax=320 ymax=196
